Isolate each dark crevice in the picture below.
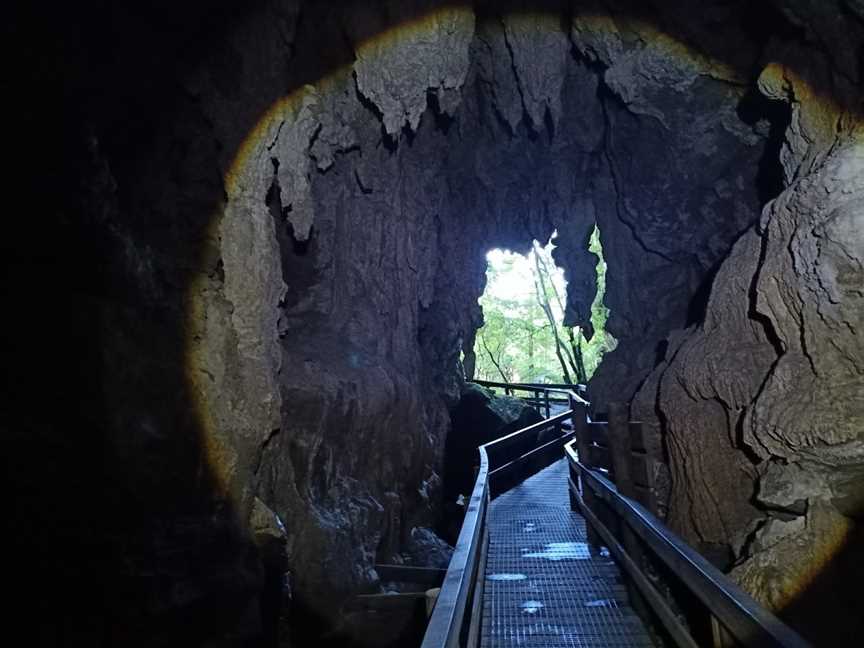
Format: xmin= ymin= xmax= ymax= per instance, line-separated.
xmin=760 ymin=497 xmax=809 ymax=519
xmin=499 ymin=15 xmax=539 ymax=137
xmin=211 ymin=259 xmax=225 ymax=283
xmin=266 ymin=120 xmax=287 ymax=151
xmin=254 ymin=428 xmax=282 ymax=477
xmin=595 ymin=77 xmax=679 ymax=265
xmin=426 ymin=88 xmax=456 ymax=134
xmin=734 ymin=407 xmax=765 ymax=465
xmin=308 ymin=122 xmax=323 ymax=152
xmin=743 ymin=221 xmax=788 ymax=460
xmin=654 ymin=341 xmax=688 ymax=469
xmin=736 ymin=89 xmax=792 ymax=206
xmin=653 ymin=339 xmax=669 ymax=368
xmin=482 ymin=79 xmax=519 ymax=137
xmin=685 ymin=257 xmax=723 ymax=327
xmin=381 ymin=126 xmax=399 ymax=152
xmin=354 ymin=168 xmax=373 ymax=194
xmin=351 ymin=71 xmax=399 ymax=153
xmin=748 ymin=221 xmax=786 ymax=359
xmin=287 ymin=222 xmax=313 ymax=256
xmin=472 ymin=29 xmax=518 ymax=137
xmin=400 ymin=121 xmax=417 ymax=147
xmin=799 ymin=309 xmax=819 ymax=375
xmin=543 ymin=104 xmax=556 ymax=142
xmin=735 ymin=516 xmax=768 ymax=565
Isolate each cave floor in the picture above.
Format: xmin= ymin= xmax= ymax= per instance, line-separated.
xmin=481 ymin=460 xmax=656 ymax=647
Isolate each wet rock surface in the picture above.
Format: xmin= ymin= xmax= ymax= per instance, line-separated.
xmin=404 ymin=527 xmax=455 ymax=570
xmin=5 ymin=0 xmax=863 ymax=645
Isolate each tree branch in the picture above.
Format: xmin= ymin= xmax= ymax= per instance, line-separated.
xmin=480 ymin=332 xmax=510 ymax=383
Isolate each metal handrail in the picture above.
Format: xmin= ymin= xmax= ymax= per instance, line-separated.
xmin=473 ymin=379 xmax=588 ymax=418
xmin=472 ymin=378 xmax=585 ymax=397
xmin=420 ymin=445 xmax=489 ymax=648
xmin=472 ymin=378 xmax=583 ymax=389
xmin=565 ymin=439 xmax=812 ymax=648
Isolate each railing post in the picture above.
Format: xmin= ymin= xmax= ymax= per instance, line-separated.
xmin=544 ymin=389 xmax=551 ymax=419
xmin=608 ymin=401 xmax=653 ymax=625
xmin=642 ymin=423 xmax=664 ymax=516
xmin=711 ymin=615 xmax=735 ymax=648
xmin=570 ymin=394 xmax=602 ymax=549
xmin=608 ymin=402 xmax=635 ymax=497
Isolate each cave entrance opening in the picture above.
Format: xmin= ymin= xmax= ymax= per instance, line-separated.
xmin=472 ymin=227 xmax=615 ymax=386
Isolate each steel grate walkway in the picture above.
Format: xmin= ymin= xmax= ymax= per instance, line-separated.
xmin=481 ymin=460 xmax=656 ymax=647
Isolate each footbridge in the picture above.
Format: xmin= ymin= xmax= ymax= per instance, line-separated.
xmin=417 ymin=381 xmax=811 ymax=648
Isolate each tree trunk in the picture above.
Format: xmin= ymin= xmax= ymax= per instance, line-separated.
xmin=480 ymin=333 xmax=510 ymax=383
xmin=534 ymin=278 xmax=573 ymax=384
xmin=566 ymin=326 xmax=588 ymax=384
xmin=533 ymin=242 xmax=589 ymax=382
xmin=532 ymin=248 xmax=574 ymax=384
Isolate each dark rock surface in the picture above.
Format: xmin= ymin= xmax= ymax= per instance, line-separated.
xmin=404 ymin=527 xmax=455 ymax=570
xmin=626 ymin=6 xmax=864 ymax=642
xmin=4 ymin=0 xmax=862 ymax=645
xmin=445 ymin=384 xmax=545 ymax=504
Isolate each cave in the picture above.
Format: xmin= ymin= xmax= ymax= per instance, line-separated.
xmin=4 ymin=0 xmax=863 ymax=646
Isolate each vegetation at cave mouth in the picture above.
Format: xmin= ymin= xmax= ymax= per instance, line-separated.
xmin=473 ymin=227 xmax=616 ymax=385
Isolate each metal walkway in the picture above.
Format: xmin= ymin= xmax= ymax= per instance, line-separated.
xmin=481 ymin=460 xmax=656 ymax=647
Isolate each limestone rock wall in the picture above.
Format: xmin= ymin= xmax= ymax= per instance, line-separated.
xmin=629 ymin=7 xmax=864 ymax=641
xmin=566 ymin=0 xmax=777 ymax=407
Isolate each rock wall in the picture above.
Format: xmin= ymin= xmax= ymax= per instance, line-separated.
xmin=570 ymin=1 xmax=773 ymax=404
xmin=5 ymin=0 xmax=862 ymax=645
xmin=633 ymin=32 xmax=864 ymax=639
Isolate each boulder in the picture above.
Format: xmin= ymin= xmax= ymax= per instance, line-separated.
xmin=443 ymin=383 xmax=543 ymax=502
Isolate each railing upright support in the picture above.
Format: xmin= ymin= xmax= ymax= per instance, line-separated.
xmin=570 ymin=394 xmax=601 ymax=549
xmin=544 ymin=389 xmax=551 ymax=419
xmin=608 ymin=401 xmax=653 ymax=626
xmin=642 ymin=423 xmax=664 ymax=516
xmin=608 ymin=402 xmax=635 ymax=496
xmin=711 ymin=615 xmax=736 ymax=648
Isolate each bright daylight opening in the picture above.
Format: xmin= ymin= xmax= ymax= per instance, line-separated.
xmin=473 ymin=227 xmax=616 ymax=385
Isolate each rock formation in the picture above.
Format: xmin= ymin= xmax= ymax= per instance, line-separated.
xmin=4 ymin=0 xmax=862 ymax=644
xmin=445 ymin=384 xmax=544 ymax=506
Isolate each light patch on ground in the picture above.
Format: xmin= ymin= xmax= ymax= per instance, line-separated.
xmin=488 ymin=573 xmax=528 ymax=581
xmin=522 ymin=541 xmax=591 ymax=560
xmin=521 ymin=600 xmax=545 ymax=614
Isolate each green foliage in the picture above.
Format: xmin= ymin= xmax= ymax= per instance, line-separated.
xmin=584 ymin=226 xmax=617 ymax=377
xmin=473 ymin=227 xmax=616 ymax=384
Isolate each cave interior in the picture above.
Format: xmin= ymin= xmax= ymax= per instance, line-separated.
xmin=4 ymin=0 xmax=864 ymax=646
